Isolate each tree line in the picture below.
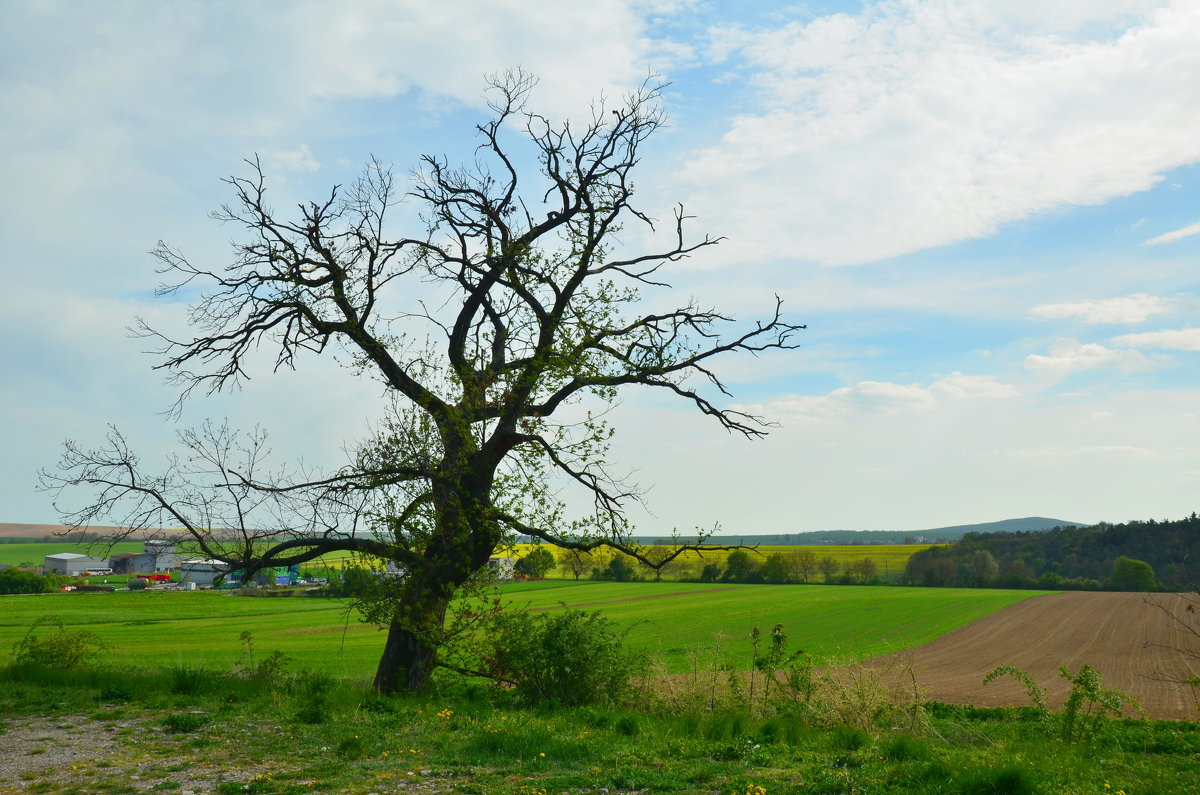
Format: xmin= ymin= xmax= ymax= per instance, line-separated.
xmin=530 ymin=546 xmax=890 ymax=585
xmin=903 ymin=513 xmax=1199 ymax=591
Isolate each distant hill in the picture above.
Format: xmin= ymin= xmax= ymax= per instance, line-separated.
xmin=634 ymin=517 xmax=1082 ymax=546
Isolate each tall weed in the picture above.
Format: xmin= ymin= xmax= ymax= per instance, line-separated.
xmin=11 ymin=615 xmax=106 ymax=670
xmin=983 ymin=663 xmax=1140 ymax=743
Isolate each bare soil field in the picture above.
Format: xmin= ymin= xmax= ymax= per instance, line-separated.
xmin=868 ymin=591 xmax=1199 ymax=720
xmin=0 ymin=522 xmax=178 ymax=539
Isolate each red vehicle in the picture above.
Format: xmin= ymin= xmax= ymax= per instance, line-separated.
xmin=135 ymin=574 xmax=173 ymax=582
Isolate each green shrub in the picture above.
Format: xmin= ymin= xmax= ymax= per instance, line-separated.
xmin=955 ymin=766 xmax=1038 ymax=795
xmin=169 ymin=663 xmax=210 ymax=695
xmin=615 ymin=714 xmax=640 ymax=736
xmin=984 ymin=662 xmax=1138 ymax=743
xmin=161 ymin=713 xmax=206 ymax=734
xmin=335 ymin=733 xmax=367 ymax=759
xmin=11 ymin=615 xmax=106 ymax=670
xmin=883 ymin=732 xmax=927 ymax=761
xmin=0 ymin=568 xmax=55 ymax=594
xmin=479 ymin=607 xmax=644 ymax=706
xmin=97 ymin=685 xmax=133 ymax=703
xmin=830 ymin=725 xmax=869 ymax=751
xmin=295 ymin=704 xmax=327 ymax=725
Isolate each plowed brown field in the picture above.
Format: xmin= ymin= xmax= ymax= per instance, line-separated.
xmin=865 ymin=591 xmax=1198 ymax=720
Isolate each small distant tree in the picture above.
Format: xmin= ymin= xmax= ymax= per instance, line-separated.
xmin=818 ymin=556 xmax=840 ymax=583
xmin=597 ymin=554 xmax=638 ymax=582
xmin=557 ymin=548 xmax=596 ymax=581
xmin=967 ymin=549 xmax=1000 ymax=587
xmin=757 ymin=553 xmax=792 ymax=584
xmin=699 ymin=562 xmax=722 ymax=582
xmin=514 ymin=547 xmax=556 ymax=578
xmin=997 ymin=559 xmax=1037 ymax=588
xmin=1109 ymin=556 xmax=1156 ymax=592
xmin=786 ymin=549 xmax=818 ymax=583
xmin=721 ymin=550 xmax=761 ymax=582
xmin=849 ymin=557 xmax=878 ymax=583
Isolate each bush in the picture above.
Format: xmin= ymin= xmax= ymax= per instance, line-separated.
xmin=595 ymin=555 xmax=639 ymax=582
xmin=0 ymin=568 xmax=56 ymax=594
xmin=161 ymin=713 xmax=206 ymax=734
xmin=169 ymin=663 xmax=211 ymax=695
xmin=11 ymin=615 xmax=106 ymax=670
xmin=479 ymin=607 xmax=644 ymax=706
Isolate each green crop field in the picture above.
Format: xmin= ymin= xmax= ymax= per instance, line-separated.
xmin=0 ymin=541 xmax=147 ymax=568
xmin=0 ymin=580 xmax=1044 ymax=678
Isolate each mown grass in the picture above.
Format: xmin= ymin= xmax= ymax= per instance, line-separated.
xmin=0 ymin=582 xmax=1046 ymax=677
xmin=1 ymin=661 xmax=1196 ymax=795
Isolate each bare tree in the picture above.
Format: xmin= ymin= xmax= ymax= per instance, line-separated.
xmin=41 ymin=71 xmax=803 ymax=694
xmin=818 ymin=556 xmax=841 ymax=583
xmin=785 ymin=549 xmax=818 ymax=583
xmin=557 ymin=548 xmax=597 ymax=581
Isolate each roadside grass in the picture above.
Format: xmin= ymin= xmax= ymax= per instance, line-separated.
xmin=1 ymin=661 xmax=1196 ymax=795
xmin=0 ymin=583 xmax=1046 ymax=677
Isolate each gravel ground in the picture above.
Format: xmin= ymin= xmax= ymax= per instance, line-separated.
xmin=0 ymin=712 xmax=460 ymax=794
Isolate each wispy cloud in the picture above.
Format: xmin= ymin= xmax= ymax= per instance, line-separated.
xmin=264 ymin=145 xmax=320 ymax=173
xmin=742 ymin=373 xmax=1019 ymax=422
xmin=1142 ymin=220 xmax=1200 ymax=245
xmin=1029 ymin=293 xmax=1176 ymax=324
xmin=1023 ymin=338 xmax=1155 ymax=372
xmin=1112 ymin=328 xmax=1200 ymax=351
xmin=681 ymin=1 xmax=1200 ymax=266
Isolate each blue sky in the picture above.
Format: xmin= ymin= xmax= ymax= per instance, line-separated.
xmin=2 ymin=0 xmax=1198 ymax=533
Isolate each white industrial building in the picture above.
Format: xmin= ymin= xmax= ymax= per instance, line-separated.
xmin=110 ymin=540 xmax=179 ymax=574
xmin=43 ymin=552 xmax=110 ymax=576
xmin=178 ymin=558 xmax=230 ymax=587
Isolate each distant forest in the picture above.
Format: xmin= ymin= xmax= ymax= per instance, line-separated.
xmin=904 ymin=514 xmax=1199 ymax=591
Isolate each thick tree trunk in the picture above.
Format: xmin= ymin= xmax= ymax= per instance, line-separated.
xmin=372 ymin=596 xmax=450 ymax=694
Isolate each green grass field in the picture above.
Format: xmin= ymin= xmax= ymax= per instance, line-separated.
xmin=0 ymin=541 xmax=147 ymax=568
xmin=0 ymin=580 xmax=1045 ymax=678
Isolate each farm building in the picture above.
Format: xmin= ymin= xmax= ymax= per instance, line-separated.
xmin=178 ymin=558 xmax=230 ymax=586
xmin=144 ymin=539 xmax=178 ymax=570
xmin=43 ymin=552 xmax=109 ymax=576
xmin=487 ymin=555 xmax=515 ymax=580
xmin=110 ymin=540 xmax=179 ymax=574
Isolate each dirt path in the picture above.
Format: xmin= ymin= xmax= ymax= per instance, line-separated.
xmin=865 ymin=591 xmax=1198 ymax=720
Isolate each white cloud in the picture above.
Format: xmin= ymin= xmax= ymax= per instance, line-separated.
xmin=1112 ymin=327 xmax=1200 ymax=351
xmin=1023 ymin=338 xmax=1155 ymax=371
xmin=1029 ymin=293 xmax=1176 ymax=323
xmin=744 ymin=372 xmax=1019 ymax=422
xmin=681 ymin=1 xmax=1200 ymax=266
xmin=1142 ymin=220 xmax=1200 ymax=245
xmin=264 ymin=145 xmax=320 ymax=173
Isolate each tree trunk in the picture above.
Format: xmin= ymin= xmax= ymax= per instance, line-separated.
xmin=372 ymin=596 xmax=449 ymax=694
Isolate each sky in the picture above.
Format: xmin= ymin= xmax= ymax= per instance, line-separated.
xmin=2 ymin=0 xmax=1198 ymax=534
